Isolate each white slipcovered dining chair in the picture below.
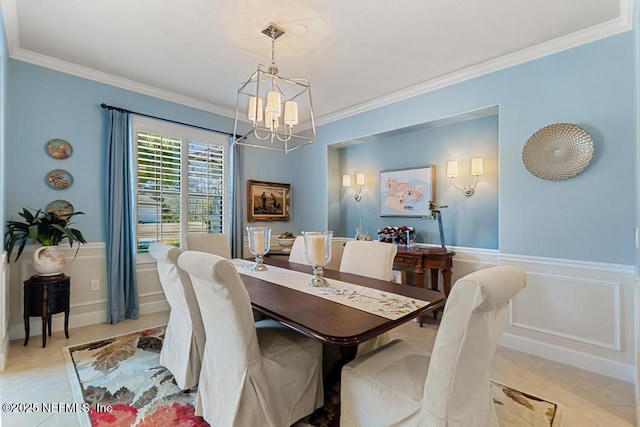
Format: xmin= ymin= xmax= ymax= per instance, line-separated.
xmin=339 ymin=240 xmax=398 ymax=356
xmin=185 ymin=232 xmax=231 ymax=258
xmin=177 ymin=251 xmax=325 ymax=426
xmin=148 ymin=242 xmax=204 ymax=391
xmin=340 ymin=265 xmax=527 ymax=427
xmin=339 ymin=240 xmax=397 ymax=281
xmin=288 ymin=235 xmax=345 ymax=270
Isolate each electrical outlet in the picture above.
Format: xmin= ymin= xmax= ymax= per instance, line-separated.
xmin=90 ymin=279 xmax=100 ymax=291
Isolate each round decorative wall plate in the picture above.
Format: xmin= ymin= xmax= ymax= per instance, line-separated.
xmin=46 ymin=169 xmax=73 ymax=190
xmin=47 ymin=199 xmax=74 ymax=218
xmin=45 ymin=139 xmax=73 ymax=159
xmin=522 ymin=123 xmax=594 ymax=181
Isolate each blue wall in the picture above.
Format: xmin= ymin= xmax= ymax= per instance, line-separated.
xmin=5 ymin=61 xmax=234 ymax=243
xmin=336 ymin=114 xmax=499 ymax=248
xmin=247 ymin=32 xmax=636 ymax=265
xmin=4 ymin=31 xmax=636 ymax=266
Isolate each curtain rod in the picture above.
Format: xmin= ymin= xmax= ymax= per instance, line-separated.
xmin=100 ymin=103 xmax=237 ymax=138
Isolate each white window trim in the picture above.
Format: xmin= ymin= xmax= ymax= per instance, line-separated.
xmin=132 ymin=116 xmax=229 ymax=263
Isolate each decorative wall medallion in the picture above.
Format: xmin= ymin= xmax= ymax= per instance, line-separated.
xmin=522 ymin=123 xmax=594 ymax=180
xmin=46 ymin=169 xmax=73 ymax=190
xmin=47 ymin=199 xmax=74 ymax=219
xmin=45 ymin=139 xmax=73 ymax=159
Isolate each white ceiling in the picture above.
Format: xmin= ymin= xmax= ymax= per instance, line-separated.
xmin=1 ymin=0 xmax=632 ymax=126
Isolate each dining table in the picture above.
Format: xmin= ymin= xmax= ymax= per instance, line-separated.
xmin=235 ymin=257 xmax=446 ymax=383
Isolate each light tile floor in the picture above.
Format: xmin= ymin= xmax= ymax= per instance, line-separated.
xmin=0 ymin=311 xmax=636 ymax=426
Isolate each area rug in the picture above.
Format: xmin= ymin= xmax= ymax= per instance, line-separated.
xmin=64 ymin=326 xmax=564 ymax=427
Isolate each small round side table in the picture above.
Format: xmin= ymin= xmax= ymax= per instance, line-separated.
xmin=23 ymin=274 xmax=70 ymax=348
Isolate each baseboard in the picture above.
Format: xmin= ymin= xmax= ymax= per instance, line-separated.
xmin=499 ymin=332 xmax=635 ymax=383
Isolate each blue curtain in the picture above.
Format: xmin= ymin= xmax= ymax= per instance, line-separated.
xmin=230 ymin=141 xmax=244 ymax=258
xmin=105 ymin=110 xmax=139 ymax=323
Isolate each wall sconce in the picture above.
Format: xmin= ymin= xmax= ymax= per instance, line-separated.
xmin=446 ymin=157 xmax=484 ymax=197
xmin=343 ymin=172 xmax=365 ymax=201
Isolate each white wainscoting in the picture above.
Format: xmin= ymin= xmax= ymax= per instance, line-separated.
xmin=498 ymin=253 xmax=636 ymax=383
xmin=3 ymin=242 xmax=637 ymax=384
xmin=0 ymin=252 xmax=9 ymax=371
xmin=7 ymin=243 xmax=168 ymax=342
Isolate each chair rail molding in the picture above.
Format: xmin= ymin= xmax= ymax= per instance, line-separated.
xmin=4 ymin=241 xmax=636 ymax=382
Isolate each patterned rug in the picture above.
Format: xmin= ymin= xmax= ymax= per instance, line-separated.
xmin=63 ymin=326 xmax=564 ymax=427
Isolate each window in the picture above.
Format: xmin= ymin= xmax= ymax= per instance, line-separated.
xmin=133 ymin=117 xmax=227 ymax=254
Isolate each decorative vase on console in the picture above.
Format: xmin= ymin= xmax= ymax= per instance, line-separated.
xmin=4 ymin=207 xmax=87 ymax=276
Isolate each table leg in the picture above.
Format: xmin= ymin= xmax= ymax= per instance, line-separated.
xmin=415 ymin=266 xmax=425 ymax=289
xmin=41 ymin=316 xmax=47 ymax=348
xmin=429 ymin=268 xmax=440 ymax=320
xmin=415 ymin=265 xmax=426 ymax=326
xmin=64 ymin=310 xmax=70 ymax=339
xmin=326 ymin=345 xmax=358 ymax=388
xmin=429 ymin=269 xmax=439 ymax=291
xmin=442 ymin=266 xmax=453 ymax=297
xmin=23 ymin=316 xmax=29 ymax=346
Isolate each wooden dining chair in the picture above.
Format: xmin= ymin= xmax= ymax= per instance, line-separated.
xmin=340 ymin=265 xmax=527 ymax=427
xmin=177 ymin=251 xmax=325 ymax=426
xmin=288 ymin=235 xmax=345 ymax=270
xmin=185 ymin=232 xmax=231 ymax=258
xmin=148 ymin=242 xmax=204 ymax=391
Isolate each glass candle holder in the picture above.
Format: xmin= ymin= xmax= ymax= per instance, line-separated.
xmin=302 ymin=230 xmax=333 ymax=287
xmin=246 ymin=226 xmax=271 ymax=271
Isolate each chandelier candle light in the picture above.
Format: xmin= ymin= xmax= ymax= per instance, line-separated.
xmin=302 ymin=231 xmax=333 ymax=287
xmin=233 ymin=22 xmax=316 ymax=154
xmin=247 ymin=226 xmax=271 ymax=271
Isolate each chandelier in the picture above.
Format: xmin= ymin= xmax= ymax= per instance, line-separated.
xmin=232 ymin=22 xmax=317 ymax=154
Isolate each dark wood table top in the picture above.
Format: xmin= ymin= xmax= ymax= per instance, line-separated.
xmin=239 ymin=258 xmax=445 ymax=347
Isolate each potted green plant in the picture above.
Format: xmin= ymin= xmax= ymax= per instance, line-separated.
xmin=4 ymin=207 xmax=87 ymax=275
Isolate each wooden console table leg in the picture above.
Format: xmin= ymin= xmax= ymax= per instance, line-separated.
xmin=430 ymin=268 xmax=440 ymax=319
xmin=442 ymin=266 xmax=453 ymax=297
xmin=415 ymin=265 xmax=426 ymax=327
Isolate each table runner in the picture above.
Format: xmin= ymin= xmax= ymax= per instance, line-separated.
xmin=232 ymin=259 xmax=430 ymax=320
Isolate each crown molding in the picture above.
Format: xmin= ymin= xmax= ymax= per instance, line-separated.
xmin=314 ymin=12 xmax=633 ymax=126
xmin=9 ymin=47 xmax=236 ymax=118
xmin=2 ymin=0 xmax=632 ymax=126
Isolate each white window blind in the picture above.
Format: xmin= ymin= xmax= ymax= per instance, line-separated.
xmin=133 ymin=117 xmax=227 ymax=253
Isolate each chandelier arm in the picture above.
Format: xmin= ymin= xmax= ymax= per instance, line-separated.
xmin=275 ymin=126 xmax=293 ymax=142
xmin=253 ymin=128 xmax=273 ymax=140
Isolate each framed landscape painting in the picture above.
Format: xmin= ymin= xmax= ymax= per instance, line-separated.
xmin=247 ymin=180 xmax=290 ymax=221
xmin=380 ymin=166 xmax=435 ymax=217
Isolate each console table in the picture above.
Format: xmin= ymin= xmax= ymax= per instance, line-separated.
xmin=23 ymin=274 xmax=70 ymax=348
xmin=393 ymin=247 xmax=455 ymax=325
